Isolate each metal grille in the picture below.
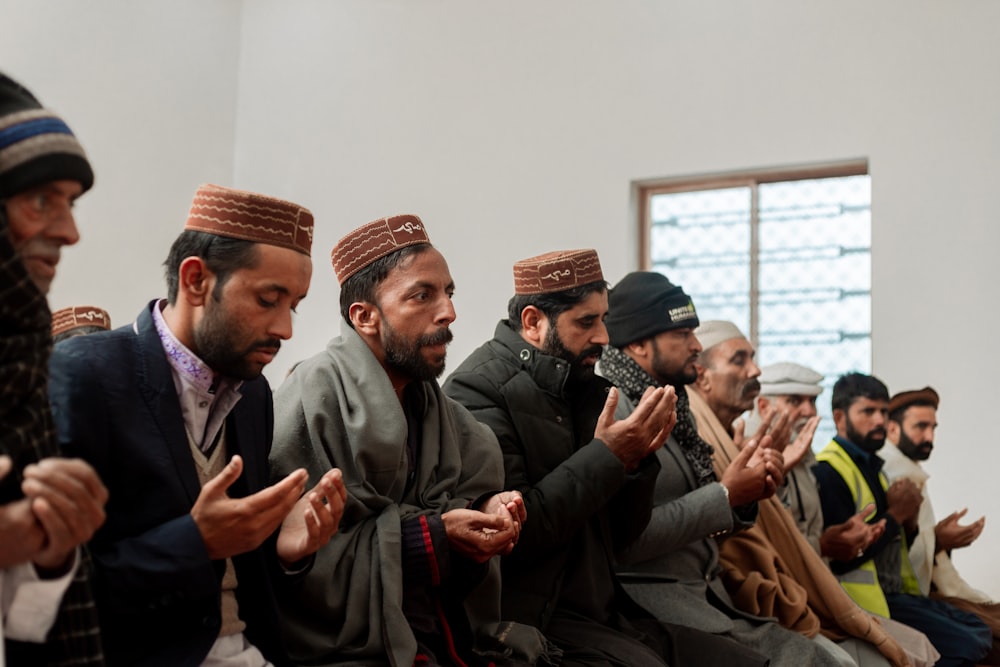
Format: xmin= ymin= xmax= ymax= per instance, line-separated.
xmin=648 ymin=173 xmax=872 ymax=448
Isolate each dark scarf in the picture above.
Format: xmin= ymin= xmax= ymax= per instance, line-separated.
xmin=1 ymin=210 xmax=105 ymax=666
xmin=600 ymin=345 xmax=717 ymax=488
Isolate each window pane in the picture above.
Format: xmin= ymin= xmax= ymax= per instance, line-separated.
xmin=645 ymin=172 xmax=871 ymax=450
xmin=757 ymin=175 xmax=871 ymax=448
xmin=649 ymin=186 xmax=751 ymax=335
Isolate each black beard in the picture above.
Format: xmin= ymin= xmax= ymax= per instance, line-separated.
xmin=896 ymin=428 xmax=933 ymax=462
xmin=845 ymin=421 xmax=887 ymax=454
xmin=383 ymin=324 xmax=453 ymax=382
xmin=651 ymin=347 xmax=698 ymax=388
xmin=543 ymin=326 xmax=602 ymax=382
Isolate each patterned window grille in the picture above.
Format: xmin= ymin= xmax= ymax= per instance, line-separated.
xmin=640 ymin=162 xmax=871 ymax=448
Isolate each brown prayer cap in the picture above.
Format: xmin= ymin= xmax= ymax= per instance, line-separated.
xmin=51 ymin=305 xmax=111 ymax=337
xmin=513 ymin=249 xmax=604 ymax=296
xmin=889 ymin=386 xmax=940 ymax=414
xmin=331 ymin=214 xmax=430 ymax=284
xmin=184 ymin=184 xmax=313 ymax=256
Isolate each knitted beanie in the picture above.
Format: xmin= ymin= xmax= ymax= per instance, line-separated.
xmin=0 ymin=72 xmax=94 ymax=199
xmin=606 ymin=271 xmax=699 ymax=348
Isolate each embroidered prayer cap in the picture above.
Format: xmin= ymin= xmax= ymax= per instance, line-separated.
xmin=513 ymin=249 xmax=604 ymax=296
xmin=888 ymin=386 xmax=939 ymax=414
xmin=0 ymin=72 xmax=94 ymax=199
xmin=759 ymin=362 xmax=824 ymax=397
xmin=184 ymin=184 xmax=314 ymax=257
xmin=606 ymin=271 xmax=699 ymax=348
xmin=331 ymin=214 xmax=430 ymax=284
xmin=694 ymin=320 xmax=746 ymax=352
xmin=51 ymin=305 xmax=111 ymax=338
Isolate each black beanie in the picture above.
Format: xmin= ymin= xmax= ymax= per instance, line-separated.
xmin=606 ymin=271 xmax=699 ymax=348
xmin=0 ymin=72 xmax=94 ymax=200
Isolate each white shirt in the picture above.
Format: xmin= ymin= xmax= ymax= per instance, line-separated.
xmin=0 ymin=551 xmax=79 ymax=667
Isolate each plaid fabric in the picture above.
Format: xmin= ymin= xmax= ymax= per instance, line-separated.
xmin=1 ymin=208 xmax=104 ymax=665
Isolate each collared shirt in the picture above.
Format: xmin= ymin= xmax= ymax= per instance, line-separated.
xmin=151 ymin=300 xmax=243 ymax=451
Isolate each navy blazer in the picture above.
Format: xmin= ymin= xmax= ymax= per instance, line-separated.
xmin=49 ymin=301 xmax=288 ymax=667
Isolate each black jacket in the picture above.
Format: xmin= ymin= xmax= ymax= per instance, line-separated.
xmin=444 ymin=321 xmax=659 ymax=630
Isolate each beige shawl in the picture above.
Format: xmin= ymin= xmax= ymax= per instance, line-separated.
xmin=688 ymin=390 xmax=909 ymax=667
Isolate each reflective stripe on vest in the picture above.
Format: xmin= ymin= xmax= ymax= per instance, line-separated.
xmin=816 ymin=440 xmax=922 ymax=617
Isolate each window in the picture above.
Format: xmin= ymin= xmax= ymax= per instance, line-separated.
xmin=638 ymin=161 xmax=871 ymax=448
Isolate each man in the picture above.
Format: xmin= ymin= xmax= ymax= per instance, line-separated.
xmin=49 ymin=184 xmax=346 ymax=667
xmin=51 ymin=305 xmax=111 ymax=343
xmin=749 ymin=363 xmax=884 ymax=563
xmin=690 ymin=324 xmax=916 ymax=667
xmin=1 ymin=72 xmax=108 ymax=666
xmin=600 ymin=272 xmax=848 ymax=666
xmin=270 ymin=216 xmax=542 ymax=667
xmin=814 ymin=373 xmax=991 ymax=667
xmin=446 ymin=252 xmax=768 ymax=667
xmin=880 ymin=386 xmax=1000 ymax=663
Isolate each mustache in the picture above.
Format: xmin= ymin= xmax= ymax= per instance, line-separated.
xmin=743 ymin=379 xmax=761 ymax=395
xmin=868 ymin=426 xmax=887 ymax=438
xmin=253 ymin=339 xmax=281 ymax=352
xmin=418 ymin=327 xmax=453 ymax=347
xmin=575 ymin=345 xmax=603 ymax=363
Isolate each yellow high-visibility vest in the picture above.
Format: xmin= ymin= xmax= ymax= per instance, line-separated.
xmin=816 ymin=440 xmax=921 ymax=618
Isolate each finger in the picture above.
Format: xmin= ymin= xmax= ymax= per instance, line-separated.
xmin=0 ymin=455 xmax=11 ymax=480
xmin=31 ymin=495 xmax=82 ymax=554
xmin=469 ymin=513 xmax=510 ymax=532
xmin=733 ymin=438 xmax=759 ymax=466
xmin=596 ymin=387 xmax=621 ymax=429
xmin=203 ymin=455 xmax=245 ymax=498
xmin=26 ymin=459 xmax=108 ymax=504
xmin=629 ymin=386 xmax=665 ymax=423
xmin=800 ymin=416 xmax=820 ymax=441
xmin=858 ymin=503 xmax=878 ymax=522
xmin=21 ymin=473 xmax=105 ymax=532
xmin=732 ymin=419 xmax=746 ymax=447
xmin=245 ymin=469 xmax=309 ymax=518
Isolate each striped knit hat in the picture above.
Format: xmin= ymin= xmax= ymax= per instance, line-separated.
xmin=331 ymin=214 xmax=429 ymax=284
xmin=513 ymin=249 xmax=604 ymax=295
xmin=51 ymin=305 xmax=111 ymax=338
xmin=0 ymin=72 xmax=94 ymax=199
xmin=184 ymin=183 xmax=314 ymax=256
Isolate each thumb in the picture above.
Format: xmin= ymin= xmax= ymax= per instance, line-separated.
xmin=204 ymin=455 xmax=243 ymax=497
xmin=732 ymin=438 xmax=759 ymax=466
xmin=953 ymin=507 xmax=969 ymax=521
xmin=858 ymin=502 xmax=877 ymax=522
xmin=597 ymin=387 xmax=619 ymax=428
xmin=0 ymin=455 xmax=11 ymax=481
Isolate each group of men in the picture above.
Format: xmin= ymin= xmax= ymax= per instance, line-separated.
xmin=2 ymin=69 xmax=998 ymax=667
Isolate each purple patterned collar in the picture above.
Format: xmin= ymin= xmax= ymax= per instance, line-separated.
xmin=152 ymin=299 xmax=217 ymax=393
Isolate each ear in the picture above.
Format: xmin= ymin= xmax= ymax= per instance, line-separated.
xmin=886 ymin=419 xmax=900 ymax=442
xmin=520 ymin=305 xmax=547 ymax=346
xmin=832 ymin=408 xmax=847 ymax=433
xmin=349 ymin=301 xmax=380 ymax=336
xmin=625 ymin=338 xmax=651 ymax=361
xmin=693 ymin=361 xmax=709 ymax=391
xmin=756 ymin=395 xmax=771 ymax=413
xmin=177 ymin=257 xmax=213 ymax=307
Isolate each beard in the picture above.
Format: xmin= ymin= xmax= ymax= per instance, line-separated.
xmin=382 ymin=320 xmax=454 ymax=382
xmin=896 ymin=428 xmax=933 ymax=462
xmin=543 ymin=326 xmax=602 ymax=382
xmin=650 ymin=345 xmax=698 ymax=388
xmin=195 ymin=299 xmax=280 ymax=381
xmin=845 ymin=417 xmax=887 ymax=454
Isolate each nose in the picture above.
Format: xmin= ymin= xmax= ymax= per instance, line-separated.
xmin=803 ymin=401 xmax=818 ymax=418
xmin=435 ymin=295 xmax=457 ymax=326
xmin=593 ymin=320 xmax=610 ymax=346
xmin=50 ymin=209 xmax=80 ymax=246
xmin=271 ymin=306 xmax=294 ymax=341
xmin=748 ymin=359 xmax=761 ymax=378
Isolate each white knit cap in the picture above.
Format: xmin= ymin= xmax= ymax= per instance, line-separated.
xmin=758 ymin=362 xmax=824 ymax=397
xmin=694 ymin=320 xmax=746 ymax=352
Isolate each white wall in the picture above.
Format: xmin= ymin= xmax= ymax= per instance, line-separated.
xmin=4 ymin=0 xmax=998 ymax=597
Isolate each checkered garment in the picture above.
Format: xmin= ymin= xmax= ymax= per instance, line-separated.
xmin=0 ymin=210 xmax=104 ymax=666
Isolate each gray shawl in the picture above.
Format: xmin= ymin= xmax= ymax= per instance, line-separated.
xmin=270 ymin=324 xmax=507 ymax=666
